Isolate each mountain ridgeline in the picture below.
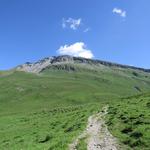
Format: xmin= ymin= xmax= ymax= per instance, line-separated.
xmin=16 ymin=55 xmax=150 ymax=73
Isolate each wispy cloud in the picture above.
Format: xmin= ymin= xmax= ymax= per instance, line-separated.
xmin=113 ymin=8 xmax=126 ymax=18
xmin=83 ymin=27 xmax=91 ymax=33
xmin=57 ymin=42 xmax=94 ymax=59
xmin=62 ymin=18 xmax=82 ymax=30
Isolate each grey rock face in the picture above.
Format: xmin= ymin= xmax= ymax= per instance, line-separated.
xmin=16 ymin=55 xmax=150 ymax=73
xmin=16 ymin=57 xmax=54 ymax=73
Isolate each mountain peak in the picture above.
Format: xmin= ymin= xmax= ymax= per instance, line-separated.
xmin=16 ymin=55 xmax=150 ymax=73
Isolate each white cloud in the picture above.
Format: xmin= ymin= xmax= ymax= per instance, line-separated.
xmin=62 ymin=18 xmax=82 ymax=30
xmin=83 ymin=27 xmax=90 ymax=33
xmin=57 ymin=42 xmax=94 ymax=59
xmin=113 ymin=8 xmax=126 ymax=18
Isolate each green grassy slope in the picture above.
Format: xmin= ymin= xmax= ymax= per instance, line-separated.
xmin=0 ymin=65 xmax=150 ymax=149
xmin=106 ymin=93 xmax=150 ymax=150
xmin=0 ymin=104 xmax=101 ymax=150
xmin=0 ymin=68 xmax=150 ymax=115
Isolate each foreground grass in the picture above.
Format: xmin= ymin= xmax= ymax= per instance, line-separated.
xmin=106 ymin=94 xmax=150 ymax=150
xmin=76 ymin=137 xmax=87 ymax=150
xmin=0 ymin=104 xmax=102 ymax=150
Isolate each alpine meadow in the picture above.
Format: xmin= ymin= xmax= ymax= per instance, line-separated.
xmin=0 ymin=56 xmax=150 ymax=150
xmin=0 ymin=0 xmax=150 ymax=150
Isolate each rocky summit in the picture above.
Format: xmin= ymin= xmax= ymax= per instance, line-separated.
xmin=16 ymin=55 xmax=150 ymax=73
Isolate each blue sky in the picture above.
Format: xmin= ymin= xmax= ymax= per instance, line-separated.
xmin=0 ymin=0 xmax=150 ymax=70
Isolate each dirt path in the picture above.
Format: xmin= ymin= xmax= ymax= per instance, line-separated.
xmin=69 ymin=106 xmax=119 ymax=150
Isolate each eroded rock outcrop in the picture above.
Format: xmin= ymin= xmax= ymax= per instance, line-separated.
xmin=16 ymin=55 xmax=150 ymax=73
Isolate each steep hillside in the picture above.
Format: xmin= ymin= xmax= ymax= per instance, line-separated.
xmin=1 ymin=67 xmax=150 ymax=115
xmin=0 ymin=55 xmax=150 ymax=149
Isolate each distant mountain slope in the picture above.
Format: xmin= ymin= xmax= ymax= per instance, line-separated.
xmin=0 ymin=56 xmax=150 ymax=115
xmin=0 ymin=55 xmax=150 ymax=149
xmin=14 ymin=56 xmax=150 ymax=103
xmin=16 ymin=55 xmax=150 ymax=73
